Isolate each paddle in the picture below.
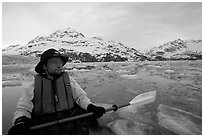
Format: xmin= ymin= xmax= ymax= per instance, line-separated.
xmin=30 ymin=91 xmax=157 ymax=131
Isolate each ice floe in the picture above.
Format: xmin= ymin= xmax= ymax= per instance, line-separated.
xmin=2 ymin=80 xmax=22 ymax=87
xmin=67 ymin=69 xmax=90 ymax=72
xmin=120 ymin=74 xmax=138 ymax=79
xmin=116 ymin=69 xmax=130 ymax=73
xmin=165 ymin=69 xmax=175 ymax=74
xmin=116 ymin=105 xmax=138 ymax=118
xmin=108 ymin=119 xmax=152 ymax=135
xmin=154 ymin=65 xmax=163 ymax=69
xmin=157 ymin=104 xmax=202 ymax=135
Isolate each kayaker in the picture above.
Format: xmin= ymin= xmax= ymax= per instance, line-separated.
xmin=8 ymin=48 xmax=107 ymax=135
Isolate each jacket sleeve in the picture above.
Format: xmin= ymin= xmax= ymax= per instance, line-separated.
xmin=69 ymin=76 xmax=92 ymax=110
xmin=12 ymin=83 xmax=34 ymax=125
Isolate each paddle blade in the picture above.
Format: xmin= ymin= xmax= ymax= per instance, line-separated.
xmin=129 ymin=91 xmax=157 ymax=107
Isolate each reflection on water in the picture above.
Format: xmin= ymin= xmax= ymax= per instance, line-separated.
xmin=2 ymin=82 xmax=31 ymax=135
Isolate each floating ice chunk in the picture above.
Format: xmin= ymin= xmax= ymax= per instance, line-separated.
xmin=116 ymin=69 xmax=129 ymax=73
xmin=157 ymin=104 xmax=202 ymax=135
xmin=108 ymin=119 xmax=151 ymax=135
xmin=120 ymin=74 xmax=138 ymax=79
xmin=165 ymin=69 xmax=175 ymax=74
xmin=2 ymin=80 xmax=22 ymax=87
xmin=117 ymin=105 xmax=138 ymax=119
xmin=78 ymin=69 xmax=90 ymax=71
xmin=155 ymin=65 xmax=163 ymax=69
xmin=68 ymin=69 xmax=90 ymax=72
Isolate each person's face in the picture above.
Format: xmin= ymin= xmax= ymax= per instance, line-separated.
xmin=45 ymin=57 xmax=64 ymax=75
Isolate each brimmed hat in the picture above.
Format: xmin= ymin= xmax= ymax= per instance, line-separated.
xmin=35 ymin=48 xmax=68 ymax=74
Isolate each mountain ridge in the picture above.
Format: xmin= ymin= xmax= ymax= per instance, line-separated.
xmin=145 ymin=39 xmax=202 ymax=60
xmin=3 ymin=27 xmax=202 ymax=62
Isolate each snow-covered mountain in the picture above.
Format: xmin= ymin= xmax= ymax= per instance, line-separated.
xmin=2 ymin=27 xmax=147 ymax=62
xmin=145 ymin=39 xmax=202 ymax=60
xmin=2 ymin=28 xmax=202 ymax=62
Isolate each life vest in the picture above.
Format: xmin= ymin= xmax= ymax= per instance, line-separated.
xmin=31 ymin=73 xmax=89 ymax=135
xmin=33 ymin=72 xmax=74 ymax=115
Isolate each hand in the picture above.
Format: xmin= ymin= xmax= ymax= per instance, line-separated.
xmin=87 ymin=104 xmax=106 ymax=119
xmin=112 ymin=104 xmax=118 ymax=111
xmin=8 ymin=116 xmax=31 ymax=135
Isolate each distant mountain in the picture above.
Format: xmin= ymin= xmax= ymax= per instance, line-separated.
xmin=2 ymin=28 xmax=202 ymax=62
xmin=145 ymin=39 xmax=202 ymax=60
xmin=2 ymin=27 xmax=148 ymax=62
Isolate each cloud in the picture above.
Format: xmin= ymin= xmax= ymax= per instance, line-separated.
xmin=2 ymin=2 xmax=202 ymax=50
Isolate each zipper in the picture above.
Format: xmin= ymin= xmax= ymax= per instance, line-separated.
xmin=52 ymin=80 xmax=58 ymax=112
xmin=55 ymin=94 xmax=59 ymax=102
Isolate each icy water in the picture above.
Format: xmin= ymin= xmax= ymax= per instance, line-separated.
xmin=2 ymin=61 xmax=202 ymax=135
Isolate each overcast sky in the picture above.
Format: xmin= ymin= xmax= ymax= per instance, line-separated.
xmin=2 ymin=2 xmax=202 ymax=51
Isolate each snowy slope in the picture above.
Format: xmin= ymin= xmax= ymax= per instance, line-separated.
xmin=145 ymin=39 xmax=202 ymax=60
xmin=3 ymin=27 xmax=146 ymax=62
xmin=3 ymin=28 xmax=202 ymax=61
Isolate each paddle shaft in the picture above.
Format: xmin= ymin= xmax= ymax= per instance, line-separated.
xmin=30 ymin=103 xmax=130 ymax=131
